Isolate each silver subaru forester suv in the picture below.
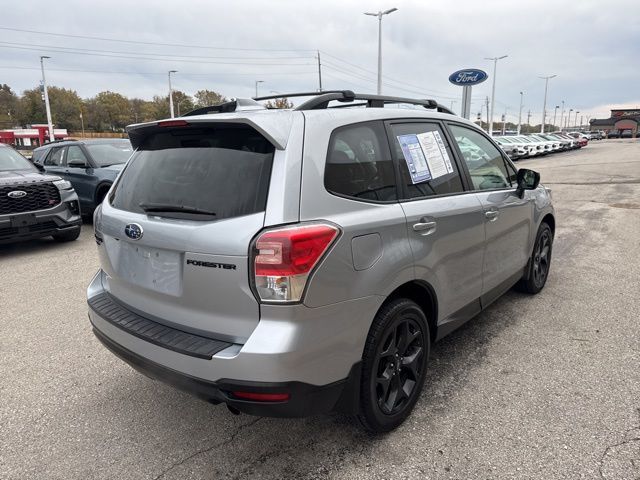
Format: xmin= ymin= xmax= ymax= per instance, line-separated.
xmin=88 ymin=91 xmax=554 ymax=432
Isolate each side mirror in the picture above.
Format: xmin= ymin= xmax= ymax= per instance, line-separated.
xmin=516 ymin=168 xmax=540 ymax=198
xmin=34 ymin=162 xmax=45 ymax=172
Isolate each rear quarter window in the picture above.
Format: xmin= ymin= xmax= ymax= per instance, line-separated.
xmin=110 ymin=124 xmax=275 ymax=221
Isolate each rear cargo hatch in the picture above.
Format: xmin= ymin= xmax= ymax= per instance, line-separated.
xmin=96 ymin=121 xmax=276 ymax=343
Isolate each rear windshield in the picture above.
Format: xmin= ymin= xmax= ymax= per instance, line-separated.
xmin=85 ymin=141 xmax=133 ymax=166
xmin=110 ymin=124 xmax=274 ymax=221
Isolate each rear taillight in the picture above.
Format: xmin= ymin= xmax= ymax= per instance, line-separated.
xmin=252 ymin=223 xmax=339 ymax=303
xmin=157 ymin=120 xmax=189 ymax=127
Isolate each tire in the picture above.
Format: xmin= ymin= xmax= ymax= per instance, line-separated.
xmin=357 ymin=298 xmax=430 ymax=433
xmin=516 ymin=222 xmax=553 ymax=294
xmin=52 ymin=226 xmax=81 ymax=242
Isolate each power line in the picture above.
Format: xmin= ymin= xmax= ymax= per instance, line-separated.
xmin=0 ymin=26 xmax=315 ymax=53
xmin=0 ymin=41 xmax=311 ymax=61
xmin=0 ymin=65 xmax=317 ymax=76
xmin=0 ymin=44 xmax=314 ymax=66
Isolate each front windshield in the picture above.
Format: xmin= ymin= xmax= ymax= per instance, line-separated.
xmin=85 ymin=141 xmax=133 ymax=166
xmin=0 ymin=146 xmax=34 ymax=171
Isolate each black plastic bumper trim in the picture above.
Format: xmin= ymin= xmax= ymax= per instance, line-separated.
xmin=91 ymin=325 xmax=361 ymax=418
xmin=88 ymin=292 xmax=232 ymax=360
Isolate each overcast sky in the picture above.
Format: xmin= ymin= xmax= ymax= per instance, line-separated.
xmin=1 ymin=0 xmax=639 ymax=125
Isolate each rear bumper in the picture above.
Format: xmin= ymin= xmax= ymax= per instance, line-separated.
xmin=93 ymin=326 xmax=360 ymax=417
xmin=87 ymin=270 xmax=381 ymax=417
xmin=0 ymin=190 xmax=81 ymax=244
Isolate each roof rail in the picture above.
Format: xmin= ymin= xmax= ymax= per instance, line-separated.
xmin=256 ymin=90 xmax=455 ymax=114
xmin=183 ymin=98 xmax=265 ymax=117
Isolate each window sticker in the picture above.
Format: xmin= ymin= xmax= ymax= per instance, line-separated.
xmin=416 ymin=131 xmax=454 ymax=179
xmin=397 ymin=134 xmax=432 ymax=184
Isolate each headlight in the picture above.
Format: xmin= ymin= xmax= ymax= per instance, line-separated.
xmin=53 ymin=179 xmax=73 ymax=191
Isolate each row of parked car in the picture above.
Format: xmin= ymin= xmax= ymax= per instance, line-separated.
xmin=493 ymin=132 xmax=587 ymax=160
xmin=0 ymin=139 xmax=132 ymax=244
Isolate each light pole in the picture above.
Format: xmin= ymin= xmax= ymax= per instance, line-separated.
xmin=485 ymin=55 xmax=508 ymax=135
xmin=40 ymin=56 xmax=54 ymax=143
xmin=517 ymin=91 xmax=524 ymax=135
xmin=168 ymin=70 xmax=177 ymax=118
xmin=574 ymin=110 xmax=580 ymax=130
xmin=255 ymin=80 xmax=264 ymax=98
xmin=79 ymin=109 xmax=85 ymax=138
xmin=364 ymin=7 xmax=398 ymax=95
xmin=539 ymin=74 xmax=557 ymax=133
xmin=559 ymin=101 xmax=565 ymax=132
xmin=567 ymin=109 xmax=573 ymax=129
xmin=552 ymin=105 xmax=559 ymax=131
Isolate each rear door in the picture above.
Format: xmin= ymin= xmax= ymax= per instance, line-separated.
xmin=386 ymin=120 xmax=485 ymax=322
xmin=447 ymin=123 xmax=533 ymax=301
xmin=63 ymin=145 xmax=95 ymax=208
xmin=97 ymin=122 xmax=280 ymax=342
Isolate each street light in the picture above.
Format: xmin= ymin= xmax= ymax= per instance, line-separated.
xmin=539 ymin=74 xmax=557 ymax=133
xmin=574 ymin=110 xmax=580 ymax=130
xmin=168 ymin=70 xmax=177 ymax=118
xmin=553 ymin=105 xmax=559 ymax=131
xmin=364 ymin=7 xmax=398 ymax=95
xmin=559 ymin=101 xmax=565 ymax=132
xmin=255 ymin=80 xmax=264 ymax=98
xmin=517 ymin=91 xmax=524 ymax=135
xmin=485 ymin=55 xmax=508 ymax=135
xmin=567 ymin=109 xmax=573 ymax=129
xmin=40 ymin=56 xmax=54 ymax=143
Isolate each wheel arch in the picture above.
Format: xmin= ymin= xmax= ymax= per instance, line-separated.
xmin=94 ymin=182 xmax=112 ymax=206
xmin=383 ymin=280 xmax=438 ymax=342
xmin=541 ymin=212 xmax=555 ymax=236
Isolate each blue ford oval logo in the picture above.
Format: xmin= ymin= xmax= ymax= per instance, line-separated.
xmin=448 ymin=69 xmax=488 ymax=86
xmin=124 ymin=223 xmax=143 ymax=240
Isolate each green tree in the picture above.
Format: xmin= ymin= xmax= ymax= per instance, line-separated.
xmin=171 ymin=90 xmax=194 ymax=116
xmin=0 ymin=84 xmax=19 ymax=128
xmin=16 ymin=86 xmax=83 ymax=130
xmin=193 ymin=89 xmax=226 ymax=108
xmin=85 ymin=91 xmax=130 ymax=131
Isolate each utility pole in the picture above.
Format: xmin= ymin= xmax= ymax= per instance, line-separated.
xmin=517 ymin=91 xmax=524 ymax=135
xmin=552 ymin=105 xmax=559 ymax=131
xmin=501 ymin=108 xmax=507 ymax=135
xmin=485 ymin=55 xmax=508 ymax=135
xmin=364 ymin=8 xmax=398 ymax=95
xmin=168 ymin=70 xmax=177 ymax=118
xmin=485 ymin=96 xmax=490 ymax=133
xmin=40 ymin=56 xmax=54 ymax=143
xmin=539 ymin=74 xmax=557 ymax=133
xmin=316 ymin=50 xmax=323 ymax=92
xmin=559 ymin=100 xmax=565 ymax=132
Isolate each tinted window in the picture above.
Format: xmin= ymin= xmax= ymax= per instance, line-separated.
xmin=111 ymin=125 xmax=274 ymax=221
xmin=390 ymin=122 xmax=464 ymax=199
xmin=85 ymin=142 xmax=133 ymax=166
xmin=44 ymin=147 xmax=64 ymax=166
xmin=66 ymin=146 xmax=89 ymax=167
xmin=325 ymin=122 xmax=396 ymax=202
xmin=0 ymin=147 xmax=34 ymax=171
xmin=449 ymin=125 xmax=512 ymax=191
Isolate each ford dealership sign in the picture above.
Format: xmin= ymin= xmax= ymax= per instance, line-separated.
xmin=448 ymin=69 xmax=488 ymax=86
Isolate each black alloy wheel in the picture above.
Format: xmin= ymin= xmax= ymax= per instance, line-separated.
xmin=532 ymin=228 xmax=551 ymax=289
xmin=358 ymin=298 xmax=430 ymax=433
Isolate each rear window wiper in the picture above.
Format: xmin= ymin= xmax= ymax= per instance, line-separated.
xmin=139 ymin=203 xmax=216 ymax=216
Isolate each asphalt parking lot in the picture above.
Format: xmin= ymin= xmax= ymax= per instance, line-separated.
xmin=1 ymin=140 xmax=639 ymax=479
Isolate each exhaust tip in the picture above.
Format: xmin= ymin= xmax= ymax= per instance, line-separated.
xmin=227 ymin=404 xmax=241 ymax=415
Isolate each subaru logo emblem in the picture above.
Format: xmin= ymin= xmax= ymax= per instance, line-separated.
xmin=7 ymin=190 xmax=27 ymax=199
xmin=124 ymin=223 xmax=143 ymax=240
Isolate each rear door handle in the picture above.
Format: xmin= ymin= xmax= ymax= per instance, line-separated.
xmin=412 ymin=219 xmax=437 ymax=235
xmin=485 ymin=210 xmax=499 ymax=221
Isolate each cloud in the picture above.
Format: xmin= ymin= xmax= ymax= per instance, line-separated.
xmin=0 ymin=0 xmax=638 ymax=125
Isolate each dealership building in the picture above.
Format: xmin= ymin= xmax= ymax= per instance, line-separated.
xmin=590 ymin=108 xmax=640 ymax=134
xmin=0 ymin=125 xmax=68 ymax=149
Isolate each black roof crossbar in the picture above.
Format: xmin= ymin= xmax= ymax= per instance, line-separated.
xmin=257 ymin=90 xmax=454 ymax=114
xmin=184 ymin=91 xmax=456 ymax=116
